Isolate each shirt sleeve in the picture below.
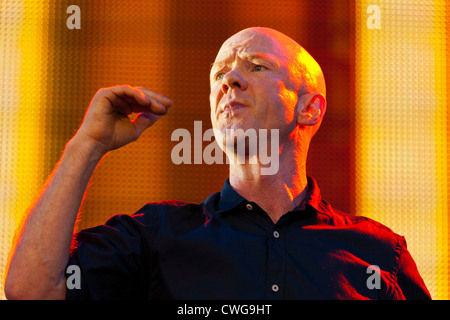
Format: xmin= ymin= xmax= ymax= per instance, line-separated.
xmin=65 ymin=213 xmax=151 ymax=300
xmin=392 ymin=237 xmax=432 ymax=300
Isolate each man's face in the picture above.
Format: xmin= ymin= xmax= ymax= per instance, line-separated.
xmin=209 ymin=29 xmax=300 ymax=148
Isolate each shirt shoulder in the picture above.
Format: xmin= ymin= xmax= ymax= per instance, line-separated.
xmin=317 ymin=201 xmax=404 ymax=268
xmin=321 ymin=200 xmax=402 ymax=242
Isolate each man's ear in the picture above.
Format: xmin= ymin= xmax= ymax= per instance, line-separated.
xmin=297 ymin=93 xmax=326 ymax=126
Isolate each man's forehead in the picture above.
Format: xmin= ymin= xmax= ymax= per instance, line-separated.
xmin=214 ymin=29 xmax=289 ymax=64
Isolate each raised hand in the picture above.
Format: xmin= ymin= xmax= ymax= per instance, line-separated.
xmin=75 ymin=85 xmax=173 ymax=156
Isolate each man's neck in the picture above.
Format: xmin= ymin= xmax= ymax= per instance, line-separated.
xmin=228 ymin=146 xmax=309 ymax=224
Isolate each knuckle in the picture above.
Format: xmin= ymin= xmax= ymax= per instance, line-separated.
xmin=95 ymin=88 xmax=106 ymax=95
xmin=120 ymin=84 xmax=133 ymax=90
xmin=96 ymin=87 xmax=110 ymax=97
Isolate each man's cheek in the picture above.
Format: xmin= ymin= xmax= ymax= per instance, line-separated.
xmin=210 ymin=88 xmax=221 ymax=109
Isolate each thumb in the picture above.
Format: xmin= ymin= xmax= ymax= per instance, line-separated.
xmin=132 ymin=112 xmax=161 ymax=136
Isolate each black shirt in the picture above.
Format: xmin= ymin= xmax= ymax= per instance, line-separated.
xmin=66 ymin=177 xmax=431 ymax=299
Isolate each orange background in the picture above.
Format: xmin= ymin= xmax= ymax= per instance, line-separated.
xmin=0 ymin=0 xmax=448 ymax=299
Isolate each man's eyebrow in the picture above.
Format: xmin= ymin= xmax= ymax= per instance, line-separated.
xmin=210 ymin=57 xmax=233 ymax=70
xmin=241 ymin=52 xmax=280 ymax=68
xmin=210 ymin=52 xmax=279 ymax=70
xmin=210 ymin=62 xmax=222 ymax=70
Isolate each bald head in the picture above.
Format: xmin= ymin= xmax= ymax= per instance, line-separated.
xmin=219 ymin=27 xmax=326 ymax=98
xmin=210 ymin=27 xmax=327 ymax=144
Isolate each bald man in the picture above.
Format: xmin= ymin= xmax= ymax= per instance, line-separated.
xmin=5 ymin=28 xmax=430 ymax=300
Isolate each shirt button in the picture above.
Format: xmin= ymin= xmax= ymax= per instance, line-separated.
xmin=246 ymin=203 xmax=253 ymax=211
xmin=273 ymin=231 xmax=280 ymax=238
xmin=272 ymin=284 xmax=279 ymax=292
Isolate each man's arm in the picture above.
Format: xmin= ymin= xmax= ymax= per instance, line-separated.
xmin=4 ymin=85 xmax=172 ymax=299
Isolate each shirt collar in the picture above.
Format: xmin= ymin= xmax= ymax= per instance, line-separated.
xmin=217 ymin=178 xmax=246 ymax=212
xmin=214 ymin=176 xmax=328 ymax=216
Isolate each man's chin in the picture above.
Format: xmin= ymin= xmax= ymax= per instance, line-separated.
xmin=218 ymin=119 xmax=255 ymax=133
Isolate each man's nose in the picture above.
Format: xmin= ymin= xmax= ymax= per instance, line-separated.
xmin=221 ymin=70 xmax=247 ymax=94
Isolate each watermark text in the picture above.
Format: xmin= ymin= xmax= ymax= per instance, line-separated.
xmin=171 ymin=121 xmax=279 ymax=175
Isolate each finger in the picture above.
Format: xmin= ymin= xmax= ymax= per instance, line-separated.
xmin=100 ymin=85 xmax=171 ymax=117
xmin=110 ymin=86 xmax=150 ymax=109
xmin=146 ymin=96 xmax=169 ymax=115
xmin=102 ymin=94 xmax=146 ymax=117
xmin=132 ymin=112 xmax=161 ymax=136
xmin=105 ymin=89 xmax=167 ymax=117
xmin=135 ymin=86 xmax=173 ymax=108
xmin=107 ymin=85 xmax=150 ymax=106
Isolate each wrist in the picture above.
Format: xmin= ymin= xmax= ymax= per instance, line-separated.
xmin=65 ymin=133 xmax=108 ymax=168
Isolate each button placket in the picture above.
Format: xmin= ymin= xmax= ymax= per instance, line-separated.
xmin=266 ymin=225 xmax=285 ymax=299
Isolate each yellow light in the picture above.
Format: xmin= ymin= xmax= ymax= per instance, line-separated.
xmin=0 ymin=1 xmax=50 ymax=300
xmin=355 ymin=0 xmax=448 ymax=299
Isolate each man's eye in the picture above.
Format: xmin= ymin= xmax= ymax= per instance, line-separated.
xmin=253 ymin=65 xmax=266 ymax=72
xmin=216 ymin=73 xmax=225 ymax=80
